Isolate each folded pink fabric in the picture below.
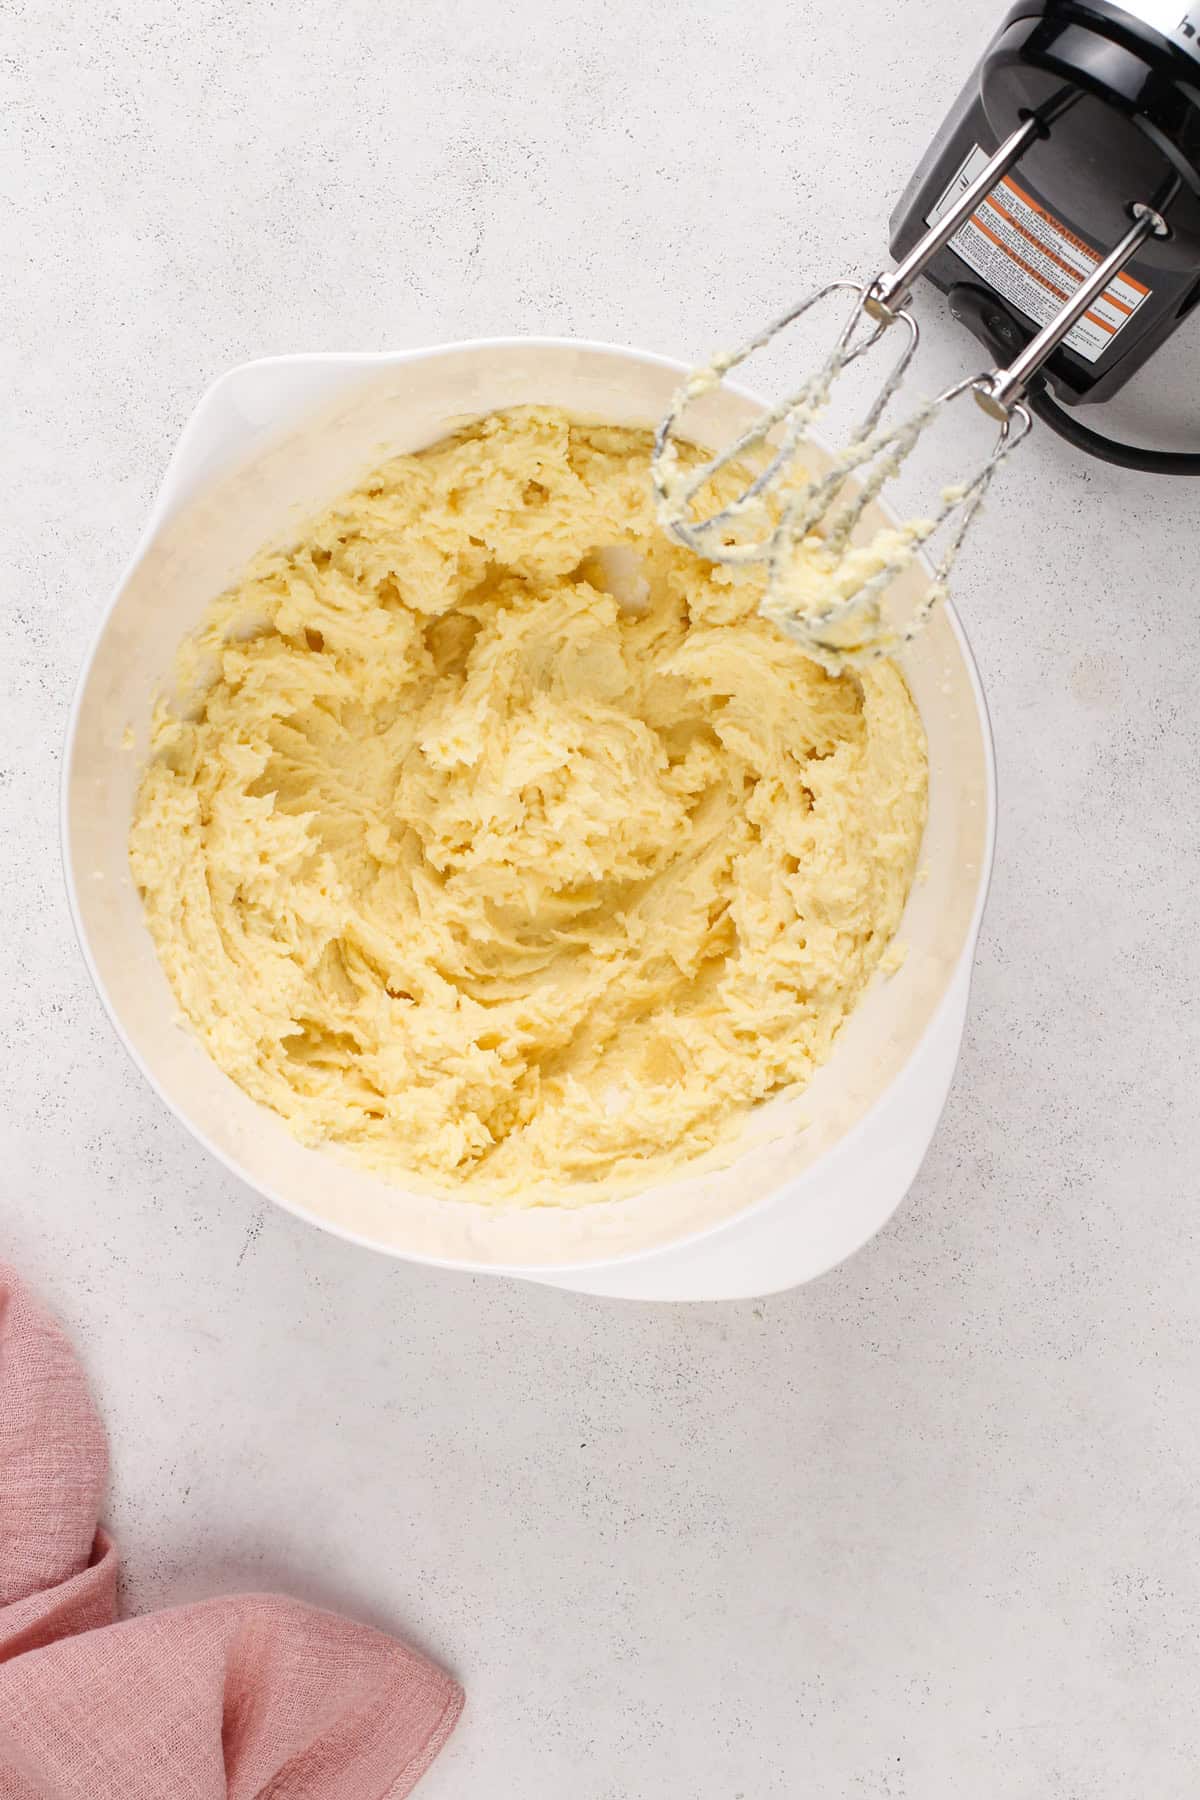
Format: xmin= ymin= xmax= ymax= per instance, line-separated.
xmin=0 ymin=1266 xmax=463 ymax=1798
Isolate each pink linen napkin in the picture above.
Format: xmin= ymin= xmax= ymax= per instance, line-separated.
xmin=0 ymin=1265 xmax=463 ymax=1798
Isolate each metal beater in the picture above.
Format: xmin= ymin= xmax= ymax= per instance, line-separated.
xmin=653 ymin=0 xmax=1200 ymax=667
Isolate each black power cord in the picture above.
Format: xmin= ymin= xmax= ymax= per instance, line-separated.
xmin=947 ymin=281 xmax=1200 ymax=474
xmin=1024 ymin=377 xmax=1200 ymax=474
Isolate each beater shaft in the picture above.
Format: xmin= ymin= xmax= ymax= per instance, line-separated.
xmin=975 ymin=204 xmax=1168 ymax=416
xmin=867 ymin=117 xmax=1041 ymax=320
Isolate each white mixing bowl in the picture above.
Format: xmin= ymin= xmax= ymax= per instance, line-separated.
xmin=62 ymin=339 xmax=995 ymax=1300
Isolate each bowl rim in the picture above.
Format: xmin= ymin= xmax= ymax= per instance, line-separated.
xmin=61 ymin=333 xmax=998 ymax=1277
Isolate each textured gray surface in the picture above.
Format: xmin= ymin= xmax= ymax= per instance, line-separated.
xmin=5 ymin=0 xmax=1200 ymax=1794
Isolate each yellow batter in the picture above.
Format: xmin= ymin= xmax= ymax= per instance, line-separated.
xmin=130 ymin=408 xmax=927 ymax=1199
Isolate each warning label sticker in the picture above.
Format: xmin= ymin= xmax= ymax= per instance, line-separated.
xmin=927 ymin=144 xmax=1151 ymax=364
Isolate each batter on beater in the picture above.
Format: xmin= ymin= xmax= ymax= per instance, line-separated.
xmin=130 ymin=408 xmax=927 ymax=1200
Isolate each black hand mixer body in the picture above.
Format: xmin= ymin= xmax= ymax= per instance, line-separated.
xmin=651 ymin=0 xmax=1200 ymax=647
xmin=889 ymin=1 xmax=1200 ymax=465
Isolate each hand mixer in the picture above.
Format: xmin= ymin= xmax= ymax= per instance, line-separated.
xmin=653 ymin=0 xmax=1200 ymax=666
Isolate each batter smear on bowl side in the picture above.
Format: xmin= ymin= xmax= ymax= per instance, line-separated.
xmin=129 ymin=408 xmax=928 ymax=1200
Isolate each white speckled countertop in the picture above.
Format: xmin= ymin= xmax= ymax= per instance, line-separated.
xmin=5 ymin=1 xmax=1200 ymax=1793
